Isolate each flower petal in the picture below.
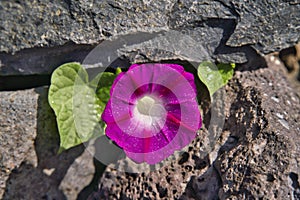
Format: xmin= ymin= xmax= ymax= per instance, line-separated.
xmin=101 ymin=63 xmax=202 ymax=164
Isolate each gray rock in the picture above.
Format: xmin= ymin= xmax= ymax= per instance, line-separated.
xmin=59 ymin=141 xmax=95 ymax=200
xmin=214 ymin=68 xmax=300 ymax=199
xmin=89 ymin=64 xmax=300 ymax=199
xmin=0 ymin=87 xmax=95 ymax=200
xmin=0 ymin=43 xmax=95 ymax=76
xmin=119 ymin=28 xmax=222 ymax=63
xmin=227 ymin=0 xmax=300 ymax=54
xmin=0 ymin=0 xmax=171 ymax=54
xmin=0 ymin=0 xmax=99 ymax=53
xmin=0 ymin=0 xmax=299 ymax=75
xmin=0 ymin=89 xmax=38 ymax=199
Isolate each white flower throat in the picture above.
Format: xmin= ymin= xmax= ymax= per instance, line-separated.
xmin=134 ymin=95 xmax=167 ymax=130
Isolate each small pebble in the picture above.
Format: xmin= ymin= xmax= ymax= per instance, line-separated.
xmin=43 ymin=168 xmax=55 ymax=176
xmin=274 ymin=59 xmax=281 ymax=65
xmin=276 ymin=113 xmax=284 ymax=119
xmin=278 ymin=119 xmax=289 ymax=130
xmin=271 ymin=96 xmax=279 ymax=103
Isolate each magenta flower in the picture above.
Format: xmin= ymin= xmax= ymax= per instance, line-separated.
xmin=101 ymin=63 xmax=202 ymax=164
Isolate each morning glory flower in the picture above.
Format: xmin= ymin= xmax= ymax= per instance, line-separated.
xmin=101 ymin=63 xmax=202 ymax=164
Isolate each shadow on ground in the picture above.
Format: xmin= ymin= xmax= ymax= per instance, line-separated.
xmin=2 ymin=87 xmax=105 ymax=200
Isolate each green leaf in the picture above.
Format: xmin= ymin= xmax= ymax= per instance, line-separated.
xmin=217 ymin=63 xmax=236 ymax=85
xmin=115 ymin=67 xmax=122 ymax=75
xmin=91 ymin=71 xmax=118 ymax=105
xmin=48 ymin=62 xmax=104 ymax=153
xmin=197 ymin=61 xmax=235 ymax=96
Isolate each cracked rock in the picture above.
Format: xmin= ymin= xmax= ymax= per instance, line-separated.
xmin=0 ymin=0 xmax=299 ymax=75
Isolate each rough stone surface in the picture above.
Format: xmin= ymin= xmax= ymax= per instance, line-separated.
xmin=227 ymin=0 xmax=300 ymax=53
xmin=89 ymin=65 xmax=300 ymax=199
xmin=0 ymin=43 xmax=95 ymax=75
xmin=0 ymin=87 xmax=95 ymax=200
xmin=0 ymin=89 xmax=38 ymax=199
xmin=59 ymin=141 xmax=95 ymax=200
xmin=0 ymin=0 xmax=299 ymax=75
xmin=215 ymin=69 xmax=300 ymax=199
xmin=119 ymin=28 xmax=247 ymax=64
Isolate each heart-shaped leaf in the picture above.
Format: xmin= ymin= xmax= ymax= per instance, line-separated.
xmin=48 ymin=62 xmax=103 ymax=152
xmin=198 ymin=61 xmax=235 ymax=96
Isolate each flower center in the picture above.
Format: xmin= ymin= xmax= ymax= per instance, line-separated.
xmin=136 ymin=96 xmax=155 ymax=115
xmin=134 ymin=95 xmax=166 ymax=132
xmin=137 ymin=96 xmax=165 ymax=117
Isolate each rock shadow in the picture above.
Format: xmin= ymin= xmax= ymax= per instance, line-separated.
xmin=2 ymin=87 xmax=85 ymax=200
